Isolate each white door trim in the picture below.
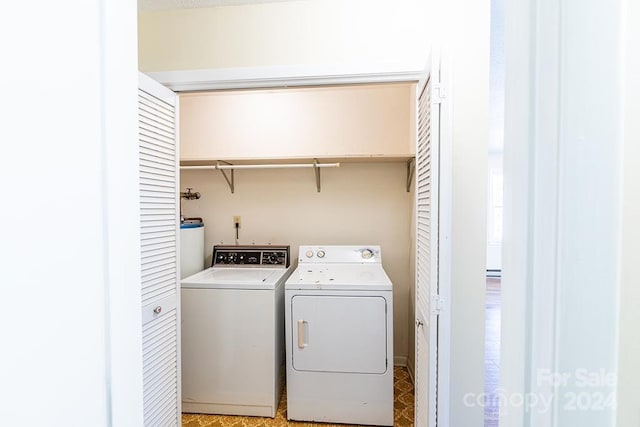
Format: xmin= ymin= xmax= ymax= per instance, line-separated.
xmin=146 ymin=64 xmax=424 ymax=91
xmin=436 ymin=48 xmax=453 ymax=427
xmin=103 ymin=2 xmax=145 ymax=425
xmin=502 ymin=0 xmax=624 ymax=426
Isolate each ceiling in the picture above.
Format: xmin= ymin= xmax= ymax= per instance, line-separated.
xmin=138 ymin=0 xmax=299 ymax=12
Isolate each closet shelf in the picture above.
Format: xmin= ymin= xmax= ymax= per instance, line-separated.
xmin=180 ymin=159 xmax=338 ymax=193
xmin=179 ymin=155 xmax=416 ymax=193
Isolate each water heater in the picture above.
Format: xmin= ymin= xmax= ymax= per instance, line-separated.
xmin=180 ymin=222 xmax=205 ymax=279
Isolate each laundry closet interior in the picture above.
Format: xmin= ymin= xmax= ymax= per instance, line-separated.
xmin=178 ymin=83 xmax=417 ymax=371
xmin=176 ymin=82 xmax=418 ymax=423
xmin=138 ymin=1 xmax=438 ymax=425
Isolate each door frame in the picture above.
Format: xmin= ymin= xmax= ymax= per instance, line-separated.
xmin=501 ymin=0 xmax=626 ymax=426
xmin=146 ymin=64 xmax=423 ymax=92
xmin=436 ymin=48 xmax=453 ymax=427
xmin=104 ymin=2 xmax=145 ymax=425
xmin=142 ymin=52 xmax=453 ymax=425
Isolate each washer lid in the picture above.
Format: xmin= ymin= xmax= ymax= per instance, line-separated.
xmin=286 ymin=264 xmax=392 ymax=291
xmin=181 ymin=267 xmax=289 ymax=289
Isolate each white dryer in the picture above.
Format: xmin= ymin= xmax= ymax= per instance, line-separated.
xmin=284 ymin=245 xmax=394 ymax=426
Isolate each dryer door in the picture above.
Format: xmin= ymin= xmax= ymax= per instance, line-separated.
xmin=291 ymin=295 xmax=388 ymax=374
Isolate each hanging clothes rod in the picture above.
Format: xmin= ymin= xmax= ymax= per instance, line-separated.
xmin=179 ymin=160 xmax=339 ymax=193
xmin=180 ymin=162 xmax=340 ymax=170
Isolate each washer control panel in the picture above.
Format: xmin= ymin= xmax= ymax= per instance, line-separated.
xmin=299 ymin=245 xmax=382 ymax=264
xmin=212 ymin=245 xmax=290 ymax=267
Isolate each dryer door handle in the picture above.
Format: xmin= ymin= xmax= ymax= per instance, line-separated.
xmin=297 ymin=319 xmax=308 ymax=348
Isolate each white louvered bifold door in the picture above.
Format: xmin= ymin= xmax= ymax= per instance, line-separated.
xmin=138 ymin=73 xmax=180 ymax=427
xmin=415 ymin=57 xmax=440 ymax=427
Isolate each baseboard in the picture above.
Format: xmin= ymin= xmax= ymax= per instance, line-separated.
xmin=394 ymin=355 xmax=408 ymax=367
xmin=406 ymin=358 xmax=416 ymax=385
xmin=486 ymin=269 xmax=502 ymax=278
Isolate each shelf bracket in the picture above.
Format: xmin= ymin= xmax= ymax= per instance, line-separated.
xmin=180 ymin=160 xmax=340 ymax=193
xmin=313 ymin=158 xmax=321 ymax=192
xmin=406 ymin=157 xmax=415 ymax=192
xmin=218 ymin=161 xmax=235 ymax=193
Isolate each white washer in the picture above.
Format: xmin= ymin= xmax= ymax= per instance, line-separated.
xmin=181 ymin=245 xmax=292 ymax=417
xmin=285 ymin=245 xmax=394 ymax=426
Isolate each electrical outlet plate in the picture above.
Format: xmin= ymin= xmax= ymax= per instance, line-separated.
xmin=233 ymin=216 xmax=241 ymax=228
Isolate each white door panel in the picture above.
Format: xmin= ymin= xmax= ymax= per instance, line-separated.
xmin=138 ymin=73 xmax=180 ymax=427
xmin=415 ymin=51 xmax=441 ymax=427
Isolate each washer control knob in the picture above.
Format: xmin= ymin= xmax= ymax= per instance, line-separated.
xmin=362 ymin=249 xmax=374 ymax=259
xmin=317 ymin=250 xmax=326 ymax=258
xmin=305 ymin=250 xmax=314 ymax=258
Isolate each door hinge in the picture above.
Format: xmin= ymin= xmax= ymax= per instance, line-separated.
xmin=431 ymin=294 xmax=444 ymax=315
xmin=432 ymin=83 xmax=445 ymax=104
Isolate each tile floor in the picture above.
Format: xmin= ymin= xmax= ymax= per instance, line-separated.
xmin=182 ymin=366 xmax=414 ymax=427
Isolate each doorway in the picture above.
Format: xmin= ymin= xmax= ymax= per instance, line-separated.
xmin=484 ymin=0 xmax=504 ymax=424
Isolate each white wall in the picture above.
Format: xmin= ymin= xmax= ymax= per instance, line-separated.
xmin=0 ymin=1 xmax=142 ymax=425
xmin=138 ymin=0 xmax=429 ymax=72
xmin=181 ymin=162 xmax=413 ymax=362
xmin=440 ymin=0 xmax=491 ymax=425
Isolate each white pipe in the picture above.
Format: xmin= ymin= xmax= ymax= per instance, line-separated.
xmin=180 ymin=162 xmax=340 ymax=170
xmin=179 ymin=165 xmax=217 ymax=170
xmin=217 ymin=163 xmax=340 ymax=170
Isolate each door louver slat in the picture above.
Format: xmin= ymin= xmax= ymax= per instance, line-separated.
xmin=139 ymin=81 xmax=179 ymax=426
xmin=415 ymin=70 xmax=440 ymax=427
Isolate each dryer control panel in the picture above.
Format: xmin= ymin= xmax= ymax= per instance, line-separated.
xmin=212 ymin=245 xmax=290 ymax=267
xmin=298 ymin=245 xmax=382 ymax=264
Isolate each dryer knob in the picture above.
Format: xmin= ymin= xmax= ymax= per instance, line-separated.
xmin=305 ymin=250 xmax=314 ymax=258
xmin=317 ymin=250 xmax=326 ymax=258
xmin=362 ymin=249 xmax=374 ymax=259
